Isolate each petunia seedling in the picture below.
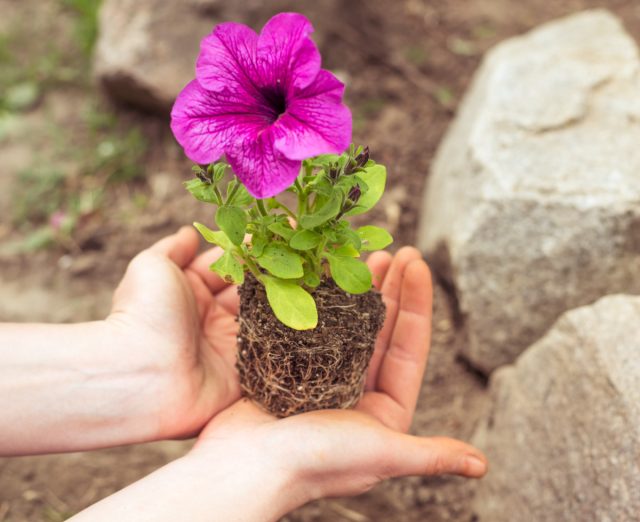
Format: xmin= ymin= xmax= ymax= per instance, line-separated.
xmin=171 ymin=13 xmax=392 ymax=330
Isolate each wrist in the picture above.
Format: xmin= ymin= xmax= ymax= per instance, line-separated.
xmin=186 ymin=439 xmax=310 ymax=520
xmin=0 ymin=320 xmax=165 ymax=454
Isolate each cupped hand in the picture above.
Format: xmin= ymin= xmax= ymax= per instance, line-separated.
xmin=192 ymin=247 xmax=487 ymax=504
xmin=107 ymin=226 xmax=242 ymax=439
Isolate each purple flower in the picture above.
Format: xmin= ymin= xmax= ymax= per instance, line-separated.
xmin=171 ymin=13 xmax=352 ymax=199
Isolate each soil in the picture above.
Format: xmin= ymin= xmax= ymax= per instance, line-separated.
xmin=237 ymin=275 xmax=385 ymax=417
xmin=2 ymin=0 xmax=640 ymax=521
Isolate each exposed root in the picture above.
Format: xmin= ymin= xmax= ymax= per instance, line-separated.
xmin=237 ymin=275 xmax=385 ymax=417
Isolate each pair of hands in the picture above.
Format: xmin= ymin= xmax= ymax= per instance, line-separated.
xmin=108 ymin=226 xmax=487 ymax=502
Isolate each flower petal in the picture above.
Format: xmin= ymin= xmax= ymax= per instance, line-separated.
xmin=170 ymin=79 xmax=267 ymax=164
xmin=226 ymin=127 xmax=301 ymax=199
xmin=272 ymin=70 xmax=352 ymax=160
xmin=196 ymin=22 xmax=261 ymax=98
xmin=257 ymin=12 xmax=321 ymax=93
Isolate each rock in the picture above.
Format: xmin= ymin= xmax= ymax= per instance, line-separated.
xmin=471 ymin=294 xmax=640 ymax=521
xmin=94 ymin=0 xmax=219 ymax=112
xmin=418 ymin=10 xmax=640 ymax=372
xmin=93 ymin=0 xmax=334 ymax=113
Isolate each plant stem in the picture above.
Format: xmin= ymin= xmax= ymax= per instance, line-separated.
xmin=213 ymin=186 xmax=224 ymax=206
xmin=256 ymin=199 xmax=268 ymax=216
xmin=294 ymin=178 xmax=306 ymax=226
xmin=273 ymin=201 xmax=296 ymax=220
xmin=226 ymin=181 xmax=241 ymax=204
xmin=314 ymin=237 xmax=328 ymax=276
xmin=244 ymin=254 xmax=263 ymax=281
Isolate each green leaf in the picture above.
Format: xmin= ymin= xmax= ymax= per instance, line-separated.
xmin=333 ymin=244 xmax=359 ymax=257
xmin=251 ymin=235 xmax=267 ymax=257
xmin=326 ymin=254 xmax=372 ymax=294
xmin=357 ymin=225 xmax=393 ymax=251
xmin=300 ymin=192 xmax=342 ymax=229
xmin=6 ymin=82 xmax=40 ymax=111
xmin=185 ymin=179 xmax=219 ymax=204
xmin=268 ymin=222 xmax=295 ymax=241
xmin=225 ymin=178 xmax=254 ymax=206
xmin=215 ymin=206 xmax=247 ymax=246
xmin=310 ymin=177 xmax=333 ymax=197
xmin=263 ymin=276 xmax=318 ymax=330
xmin=210 ymin=162 xmax=227 ymax=182
xmin=210 ymin=251 xmax=244 ymax=284
xmin=322 ymin=228 xmax=338 ymax=242
xmin=337 ymin=228 xmax=362 ymax=250
xmin=312 ymin=154 xmax=340 ymax=167
xmin=303 ymin=271 xmax=321 ymax=288
xmin=193 ymin=222 xmax=233 ymax=250
xmin=257 ymin=244 xmax=304 ymax=279
xmin=345 ymin=164 xmax=386 ymax=216
xmin=290 ymin=229 xmax=322 ymax=250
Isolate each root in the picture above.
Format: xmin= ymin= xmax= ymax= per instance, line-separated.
xmin=237 ymin=276 xmax=385 ymax=417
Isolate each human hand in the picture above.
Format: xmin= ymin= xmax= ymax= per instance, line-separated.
xmin=188 ymin=247 xmax=487 ymax=513
xmin=69 ymin=247 xmax=486 ymax=522
xmin=107 ymin=226 xmax=242 ymax=440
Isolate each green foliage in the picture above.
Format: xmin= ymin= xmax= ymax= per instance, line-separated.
xmin=357 ymin=225 xmax=393 ymax=251
xmin=211 ymin=251 xmax=244 ymax=284
xmin=263 ymin=276 xmax=318 ymax=330
xmin=256 ymin=244 xmax=304 ymax=279
xmin=215 ymin=206 xmax=247 ymax=245
xmin=12 ymin=168 xmax=67 ymax=224
xmin=61 ymin=0 xmax=102 ymax=56
xmin=325 ymin=254 xmax=372 ymax=294
xmin=189 ymin=145 xmax=393 ymax=330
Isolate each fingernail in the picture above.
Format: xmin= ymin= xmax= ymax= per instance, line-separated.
xmin=465 ymin=455 xmax=487 ymax=477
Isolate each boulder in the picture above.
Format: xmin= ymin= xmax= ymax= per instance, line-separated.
xmin=418 ymin=9 xmax=640 ymax=373
xmin=94 ymin=0 xmax=212 ymax=112
xmin=93 ymin=0 xmax=336 ymax=113
xmin=471 ymin=294 xmax=640 ymax=521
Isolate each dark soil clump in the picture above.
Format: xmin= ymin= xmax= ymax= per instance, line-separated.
xmin=237 ymin=275 xmax=385 ymax=417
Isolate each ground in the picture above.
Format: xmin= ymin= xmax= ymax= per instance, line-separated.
xmin=0 ymin=0 xmax=638 ymax=520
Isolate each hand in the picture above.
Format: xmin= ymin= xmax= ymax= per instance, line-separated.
xmin=107 ymin=226 xmax=242 ymax=439
xmin=69 ymin=247 xmax=487 ymax=522
xmin=190 ymin=247 xmax=487 ymax=509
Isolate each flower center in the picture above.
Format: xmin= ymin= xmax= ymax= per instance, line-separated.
xmin=261 ymin=84 xmax=288 ymax=122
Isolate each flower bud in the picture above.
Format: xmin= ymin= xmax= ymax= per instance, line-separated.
xmin=348 ymin=184 xmax=361 ymax=204
xmin=354 ymin=146 xmax=370 ymax=168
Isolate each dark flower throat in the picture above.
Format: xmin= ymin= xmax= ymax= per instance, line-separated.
xmin=261 ymin=85 xmax=288 ymax=122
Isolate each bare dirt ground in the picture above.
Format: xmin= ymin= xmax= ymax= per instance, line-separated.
xmin=1 ymin=0 xmax=639 ymax=520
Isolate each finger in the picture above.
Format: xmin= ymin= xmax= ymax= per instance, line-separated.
xmin=375 ymin=259 xmax=432 ymax=430
xmin=366 ymin=247 xmax=423 ymax=390
xmin=184 ymin=269 xmax=215 ymax=322
xmin=384 ymin=433 xmax=488 ymax=479
xmin=188 ymin=246 xmax=228 ymax=294
xmin=149 ymin=226 xmax=200 ymax=268
xmin=367 ymin=251 xmax=392 ymax=291
xmin=216 ymin=285 xmax=240 ymax=316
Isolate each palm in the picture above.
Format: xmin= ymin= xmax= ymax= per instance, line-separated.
xmin=109 ymin=228 xmax=241 ymax=438
xmin=196 ymin=246 xmax=487 ymax=495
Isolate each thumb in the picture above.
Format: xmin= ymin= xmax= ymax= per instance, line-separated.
xmin=383 ymin=433 xmax=488 ymax=479
xmin=148 ymin=226 xmax=200 ymax=268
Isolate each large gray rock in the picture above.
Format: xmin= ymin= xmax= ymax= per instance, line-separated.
xmin=93 ymin=0 xmax=336 ymax=113
xmin=418 ymin=9 xmax=640 ymax=373
xmin=94 ymin=0 xmax=219 ymax=112
xmin=472 ymin=294 xmax=640 ymax=521
xmin=94 ymin=0 xmax=271 ymax=112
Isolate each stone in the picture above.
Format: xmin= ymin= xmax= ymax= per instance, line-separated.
xmin=93 ymin=0 xmax=334 ymax=113
xmin=418 ymin=10 xmax=640 ymax=373
xmin=471 ymin=294 xmax=640 ymax=521
xmin=94 ymin=0 xmax=221 ymax=112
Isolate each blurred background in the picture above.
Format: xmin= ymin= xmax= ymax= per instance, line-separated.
xmin=1 ymin=0 xmax=639 ymax=521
